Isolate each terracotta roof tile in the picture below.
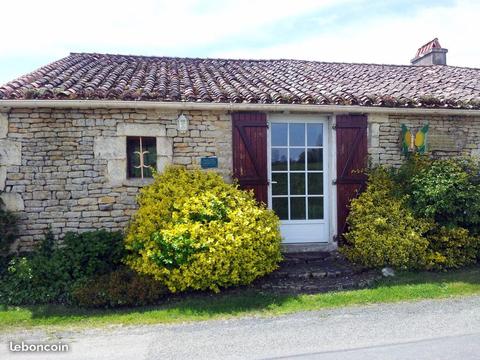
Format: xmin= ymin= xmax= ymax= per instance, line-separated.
xmin=0 ymin=52 xmax=479 ymax=109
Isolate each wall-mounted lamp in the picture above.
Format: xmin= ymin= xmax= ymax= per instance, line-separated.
xmin=176 ymin=113 xmax=189 ymax=133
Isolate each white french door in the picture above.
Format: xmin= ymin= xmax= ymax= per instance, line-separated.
xmin=268 ymin=116 xmax=329 ymax=243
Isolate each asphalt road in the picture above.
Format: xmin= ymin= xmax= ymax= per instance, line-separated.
xmin=2 ymin=295 xmax=480 ymax=360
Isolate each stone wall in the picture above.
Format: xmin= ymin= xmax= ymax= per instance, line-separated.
xmin=3 ymin=107 xmax=480 ymax=250
xmin=368 ymin=113 xmax=480 ymax=166
xmin=1 ymin=108 xmax=232 ymax=250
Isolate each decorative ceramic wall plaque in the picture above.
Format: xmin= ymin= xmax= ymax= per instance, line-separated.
xmin=401 ymin=124 xmax=429 ymax=155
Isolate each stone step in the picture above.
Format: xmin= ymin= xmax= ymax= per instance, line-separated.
xmin=257 ymin=271 xmax=381 ymax=295
xmin=282 ymin=251 xmax=331 ymax=262
xmin=271 ymin=269 xmax=352 ymax=279
xmin=250 ymin=251 xmax=380 ymax=295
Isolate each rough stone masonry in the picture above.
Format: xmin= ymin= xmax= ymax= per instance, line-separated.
xmin=367 ymin=113 xmax=480 ymax=165
xmin=0 ymin=108 xmax=231 ymax=250
xmin=1 ymin=107 xmax=480 ymax=250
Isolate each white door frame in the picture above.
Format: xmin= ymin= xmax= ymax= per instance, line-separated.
xmin=267 ymin=113 xmax=332 ymax=244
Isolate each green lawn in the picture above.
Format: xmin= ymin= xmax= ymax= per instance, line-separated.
xmin=1 ymin=267 xmax=479 ymax=331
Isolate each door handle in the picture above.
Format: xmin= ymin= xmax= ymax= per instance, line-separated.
xmin=270 ymin=181 xmax=278 ymax=184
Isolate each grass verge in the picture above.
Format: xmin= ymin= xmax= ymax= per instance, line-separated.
xmin=1 ymin=267 xmax=479 ymax=331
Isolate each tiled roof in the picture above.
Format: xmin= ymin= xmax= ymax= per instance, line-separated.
xmin=1 ymin=53 xmax=479 ymax=109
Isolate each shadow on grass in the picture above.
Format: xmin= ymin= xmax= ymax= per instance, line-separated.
xmin=3 ymin=266 xmax=480 ymax=327
xmin=21 ymin=289 xmax=293 ymax=322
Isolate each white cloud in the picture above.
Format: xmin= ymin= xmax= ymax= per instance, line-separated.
xmin=214 ymin=0 xmax=480 ymax=67
xmin=0 ymin=0 xmax=477 ymax=83
xmin=0 ymin=0 xmax=343 ymax=57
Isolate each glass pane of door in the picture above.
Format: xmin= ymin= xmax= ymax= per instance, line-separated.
xmin=272 ymin=197 xmax=288 ymax=220
xmin=291 ymin=197 xmax=306 ymax=219
xmin=271 ymin=122 xmax=324 ymax=221
xmin=289 ymin=123 xmax=305 ymax=146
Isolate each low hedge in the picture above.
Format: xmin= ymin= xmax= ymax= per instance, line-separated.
xmin=0 ymin=230 xmax=126 ymax=305
xmin=342 ymin=156 xmax=480 ymax=270
xmin=72 ymin=267 xmax=167 ymax=308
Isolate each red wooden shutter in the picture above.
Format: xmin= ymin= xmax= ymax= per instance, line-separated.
xmin=232 ymin=112 xmax=268 ymax=204
xmin=336 ymin=114 xmax=368 ymax=242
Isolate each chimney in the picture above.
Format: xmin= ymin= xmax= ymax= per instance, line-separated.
xmin=411 ymin=38 xmax=448 ymax=65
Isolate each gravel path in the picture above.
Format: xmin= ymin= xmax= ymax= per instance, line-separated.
xmin=2 ymin=295 xmax=480 ymax=360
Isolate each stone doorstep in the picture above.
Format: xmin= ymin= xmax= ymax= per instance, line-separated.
xmin=251 ymin=251 xmax=380 ymax=295
xmin=272 ymin=268 xmax=352 ymax=280
xmin=256 ymin=271 xmax=381 ymax=295
xmin=273 ymin=251 xmax=363 ymax=278
xmin=282 ymin=251 xmax=332 ymax=262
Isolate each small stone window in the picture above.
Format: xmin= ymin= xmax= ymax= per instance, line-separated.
xmin=127 ymin=137 xmax=157 ymax=178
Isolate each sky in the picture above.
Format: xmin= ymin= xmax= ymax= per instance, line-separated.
xmin=0 ymin=0 xmax=478 ymax=85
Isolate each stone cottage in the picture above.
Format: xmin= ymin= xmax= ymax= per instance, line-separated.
xmin=0 ymin=38 xmax=479 ymax=251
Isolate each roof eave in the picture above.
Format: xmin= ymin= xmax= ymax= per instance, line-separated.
xmin=1 ymin=99 xmax=480 ymax=116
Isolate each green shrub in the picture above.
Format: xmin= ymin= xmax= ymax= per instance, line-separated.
xmin=0 ymin=196 xmax=18 ymax=273
xmin=37 ymin=226 xmax=55 ymax=255
xmin=0 ymin=252 xmax=72 ymax=305
xmin=426 ymin=226 xmax=480 ymax=270
xmin=72 ymin=267 xmax=167 ymax=308
xmin=389 ymin=154 xmax=432 ymax=197
xmin=61 ymin=230 xmax=125 ymax=280
xmin=0 ymin=257 xmax=35 ymax=304
xmin=409 ymin=158 xmax=480 ymax=231
xmin=125 ymin=166 xmax=282 ymax=293
xmin=342 ymin=167 xmax=433 ymax=269
xmin=343 ymin=157 xmax=480 ymax=271
xmin=0 ymin=230 xmax=126 ymax=305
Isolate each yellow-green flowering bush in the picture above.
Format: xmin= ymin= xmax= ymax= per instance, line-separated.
xmin=342 ymin=160 xmax=480 ymax=271
xmin=125 ymin=166 xmax=282 ymax=292
xmin=425 ymin=226 xmax=480 ymax=270
xmin=342 ymin=167 xmax=433 ymax=269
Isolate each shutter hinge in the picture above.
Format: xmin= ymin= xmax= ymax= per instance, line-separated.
xmin=332 ymin=179 xmax=337 ymax=185
xmin=332 ymin=125 xmax=336 ymax=130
